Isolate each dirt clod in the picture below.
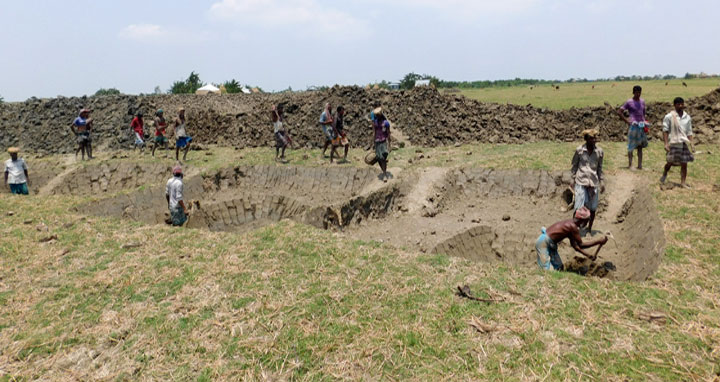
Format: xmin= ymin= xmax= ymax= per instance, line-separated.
xmin=39 ymin=234 xmax=58 ymax=243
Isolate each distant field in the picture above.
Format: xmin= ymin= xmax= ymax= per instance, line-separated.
xmin=457 ymin=78 xmax=720 ymax=110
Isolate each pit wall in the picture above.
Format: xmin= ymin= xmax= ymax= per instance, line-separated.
xmin=2 ymin=86 xmax=718 ymax=154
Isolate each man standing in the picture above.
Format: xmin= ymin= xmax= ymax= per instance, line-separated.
xmin=130 ymin=111 xmax=146 ymax=153
xmin=330 ymin=105 xmax=349 ymax=163
xmin=617 ymin=85 xmax=649 ymax=169
xmin=571 ymin=129 xmax=604 ymax=233
xmin=166 ymin=165 xmax=188 ymax=226
xmin=152 ymin=109 xmax=169 ymax=157
xmin=173 ymin=107 xmax=192 ymax=162
xmin=4 ymin=147 xmax=29 ymax=195
xmin=319 ymin=103 xmax=334 ymax=157
xmin=660 ymin=97 xmax=694 ymax=187
xmin=271 ymin=104 xmax=288 ymax=161
xmin=370 ymin=107 xmax=391 ymax=182
xmin=71 ymin=109 xmax=94 ymax=160
xmin=535 ymin=207 xmax=608 ymax=271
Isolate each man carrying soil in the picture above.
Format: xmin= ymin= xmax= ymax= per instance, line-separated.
xmin=571 ymin=129 xmax=604 ymax=233
xmin=617 ymin=85 xmax=649 ymax=169
xmin=370 ymin=107 xmax=391 ymax=182
xmin=535 ymin=207 xmax=608 ymax=271
xmin=166 ymin=165 xmax=188 ymax=226
xmin=173 ymin=107 xmax=192 ymax=163
xmin=71 ymin=109 xmax=94 ymax=160
xmin=271 ymin=104 xmax=289 ymax=161
xmin=4 ymin=147 xmax=29 ymax=195
xmin=319 ymin=103 xmax=335 ymax=157
xmin=152 ymin=109 xmax=169 ymax=157
xmin=330 ymin=105 xmax=349 ymax=163
xmin=130 ymin=111 xmax=146 ymax=153
xmin=660 ymin=97 xmax=694 ymax=187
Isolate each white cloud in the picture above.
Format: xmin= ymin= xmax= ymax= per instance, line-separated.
xmin=208 ymin=0 xmax=369 ymax=41
xmin=119 ymin=24 xmax=168 ymax=41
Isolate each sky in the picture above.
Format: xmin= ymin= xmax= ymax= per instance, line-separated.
xmin=1 ymin=0 xmax=719 ymax=101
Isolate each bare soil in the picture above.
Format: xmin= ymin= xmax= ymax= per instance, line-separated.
xmin=52 ymin=161 xmax=665 ymax=281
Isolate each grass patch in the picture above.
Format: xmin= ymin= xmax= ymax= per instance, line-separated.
xmin=1 ymin=141 xmax=719 ymax=380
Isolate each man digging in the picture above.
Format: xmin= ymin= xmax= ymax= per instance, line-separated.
xmin=571 ymin=128 xmax=604 ymax=234
xmin=535 ymin=207 xmax=608 ymax=271
xmin=4 ymin=147 xmax=29 ymax=195
xmin=166 ymin=165 xmax=188 ymax=226
xmin=660 ymin=97 xmax=694 ymax=188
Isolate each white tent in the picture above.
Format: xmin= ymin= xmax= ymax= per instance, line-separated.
xmin=195 ymin=84 xmax=221 ymax=95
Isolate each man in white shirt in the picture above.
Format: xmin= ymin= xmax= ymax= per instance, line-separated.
xmin=4 ymin=147 xmax=29 ymax=195
xmin=166 ymin=165 xmax=188 ymax=226
xmin=660 ymin=97 xmax=694 ymax=188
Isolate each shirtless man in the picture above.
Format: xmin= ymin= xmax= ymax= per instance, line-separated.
xmin=535 ymin=207 xmax=608 ymax=271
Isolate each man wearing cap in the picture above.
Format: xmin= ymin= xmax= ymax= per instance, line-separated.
xmin=660 ymin=97 xmax=694 ymax=188
xmin=4 ymin=148 xmax=29 ymax=195
xmin=166 ymin=165 xmax=188 ymax=226
xmin=173 ymin=108 xmax=192 ymax=162
xmin=152 ymin=109 xmax=169 ymax=157
xmin=571 ymin=128 xmax=604 ymax=233
xmin=71 ymin=109 xmax=94 ymax=160
xmin=370 ymin=107 xmax=391 ymax=182
xmin=130 ymin=111 xmax=146 ymax=152
xmin=535 ymin=207 xmax=608 ymax=271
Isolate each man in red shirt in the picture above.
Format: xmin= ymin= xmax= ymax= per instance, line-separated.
xmin=131 ymin=111 xmax=146 ymax=153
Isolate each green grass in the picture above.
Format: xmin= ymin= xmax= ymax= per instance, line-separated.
xmin=1 ymin=142 xmax=719 ymax=380
xmin=458 ymin=78 xmax=720 ymax=109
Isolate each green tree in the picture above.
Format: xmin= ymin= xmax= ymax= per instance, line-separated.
xmin=223 ymin=79 xmax=243 ymax=94
xmin=169 ymin=71 xmax=204 ymax=94
xmin=94 ymin=88 xmax=121 ymax=96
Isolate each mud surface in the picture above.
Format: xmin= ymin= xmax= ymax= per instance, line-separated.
xmin=2 ymin=86 xmax=719 ymax=153
xmin=62 ymin=162 xmax=665 ymax=281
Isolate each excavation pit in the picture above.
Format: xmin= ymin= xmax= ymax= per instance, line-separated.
xmin=68 ymin=164 xmax=664 ymax=281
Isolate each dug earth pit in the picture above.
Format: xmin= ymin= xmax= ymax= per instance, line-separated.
xmin=64 ymin=164 xmax=663 ymax=281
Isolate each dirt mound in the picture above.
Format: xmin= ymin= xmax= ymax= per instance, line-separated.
xmin=2 ymin=87 xmax=719 ymax=153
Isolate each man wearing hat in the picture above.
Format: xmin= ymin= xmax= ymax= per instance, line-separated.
xmin=370 ymin=107 xmax=391 ymax=182
xmin=535 ymin=207 xmax=608 ymax=271
xmin=165 ymin=165 xmax=188 ymax=226
xmin=71 ymin=109 xmax=94 ymax=160
xmin=4 ymin=147 xmax=29 ymax=195
xmin=571 ymin=128 xmax=604 ymax=233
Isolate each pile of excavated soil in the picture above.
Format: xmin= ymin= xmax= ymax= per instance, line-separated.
xmin=2 ymin=86 xmax=719 ymax=153
xmin=56 ymin=161 xmax=663 ymax=281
